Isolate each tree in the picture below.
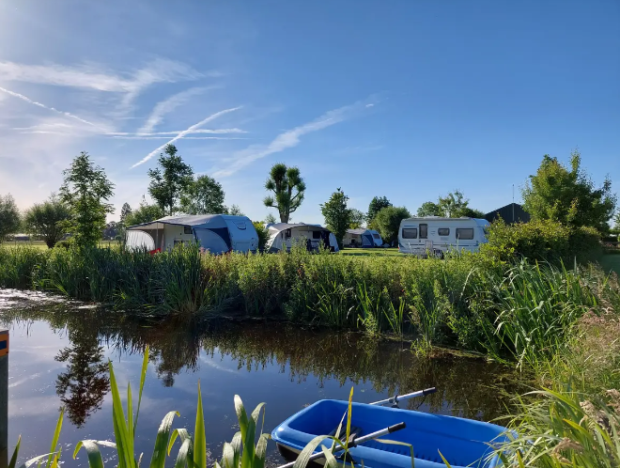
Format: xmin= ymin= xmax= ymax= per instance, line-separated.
xmin=60 ymin=152 xmax=114 ymax=249
xmin=367 ymin=196 xmax=392 ymax=225
xmin=253 ymin=221 xmax=269 ymax=251
xmin=23 ymin=194 xmax=71 ymax=248
xmin=438 ymin=190 xmax=469 ymax=218
xmin=523 ymin=151 xmax=616 ymax=232
xmin=125 ymin=197 xmax=164 ymax=226
xmin=614 ymin=211 xmax=620 ymax=231
xmin=320 ymin=188 xmax=351 ymax=249
xmin=180 ymin=175 xmax=226 ymax=214
xmin=148 ymin=144 xmax=194 ymax=216
xmin=228 ymin=204 xmax=244 ymax=216
xmin=264 ymin=213 xmax=277 ymax=225
xmin=417 ymin=201 xmax=443 ymax=217
xmin=263 ymin=163 xmax=306 ymax=223
xmin=373 ymin=206 xmax=411 ymax=246
xmin=120 ymin=203 xmax=132 ymax=224
xmin=460 ymin=207 xmax=486 ymax=218
xmin=349 ymin=209 xmax=366 ymax=229
xmin=0 ymin=194 xmax=21 ymax=242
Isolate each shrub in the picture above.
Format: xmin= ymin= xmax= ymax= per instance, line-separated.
xmin=482 ymin=219 xmax=601 ymax=264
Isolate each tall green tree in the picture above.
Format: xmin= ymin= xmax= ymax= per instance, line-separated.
xmin=0 ymin=194 xmax=21 ymax=242
xmin=523 ymin=151 xmax=616 ymax=232
xmin=263 ymin=163 xmax=306 ymax=223
xmin=417 ymin=201 xmax=443 ymax=217
xmin=60 ymin=152 xmax=114 ymax=248
xmin=320 ymin=188 xmax=351 ymax=249
xmin=148 ymin=144 xmax=194 ymax=216
xmin=252 ymin=221 xmax=270 ymax=251
xmin=460 ymin=207 xmax=486 ymax=218
xmin=367 ymin=196 xmax=392 ymax=226
xmin=264 ymin=213 xmax=277 ymax=225
xmin=125 ymin=197 xmax=164 ymax=226
xmin=349 ymin=209 xmax=366 ymax=229
xmin=373 ymin=206 xmax=411 ymax=246
xmin=228 ymin=204 xmax=244 ymax=216
xmin=120 ymin=203 xmax=132 ymax=224
xmin=438 ymin=190 xmax=469 ymax=217
xmin=180 ymin=175 xmax=226 ymax=215
xmin=23 ymin=194 xmax=71 ymax=248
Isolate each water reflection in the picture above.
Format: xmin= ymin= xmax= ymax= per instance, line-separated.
xmin=1 ymin=305 xmax=521 ymax=428
xmin=55 ymin=329 xmax=109 ymax=427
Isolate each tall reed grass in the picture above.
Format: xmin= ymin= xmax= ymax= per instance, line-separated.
xmin=0 ymin=244 xmax=616 ymax=364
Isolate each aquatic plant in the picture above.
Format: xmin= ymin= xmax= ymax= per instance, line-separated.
xmin=1 ymin=243 xmax=617 ymax=365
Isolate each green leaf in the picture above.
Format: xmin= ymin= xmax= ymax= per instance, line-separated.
xmin=254 ymin=434 xmax=270 ymax=468
xmin=108 ymin=360 xmax=133 ymax=468
xmin=377 ymin=440 xmax=415 ymax=468
xmin=194 ymin=382 xmax=207 ymax=468
xmin=292 ymin=435 xmax=341 ymax=468
xmin=9 ymin=436 xmax=22 ymax=468
xmin=73 ymin=441 xmax=105 ymax=468
xmin=45 ymin=408 xmax=64 ymax=468
xmin=149 ymin=411 xmax=179 ymax=468
xmin=134 ymin=347 xmax=150 ymax=437
xmin=173 ymin=439 xmax=191 ymax=468
xmin=19 ymin=454 xmax=59 ymax=468
xmin=221 ymin=443 xmax=235 ymax=468
xmin=344 ymin=388 xmax=354 ymax=452
xmin=438 ymin=450 xmax=452 ymax=468
xmin=320 ymin=446 xmax=339 ymax=468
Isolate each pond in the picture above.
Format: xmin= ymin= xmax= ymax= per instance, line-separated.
xmin=0 ymin=289 xmax=519 ymax=467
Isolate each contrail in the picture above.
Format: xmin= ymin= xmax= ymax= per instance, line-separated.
xmin=0 ymin=85 xmax=100 ymax=128
xmin=130 ymin=106 xmax=242 ymax=168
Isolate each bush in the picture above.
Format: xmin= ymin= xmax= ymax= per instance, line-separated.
xmin=482 ymin=219 xmax=601 ymax=264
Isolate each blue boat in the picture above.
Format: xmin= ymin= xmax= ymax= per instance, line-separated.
xmin=272 ymin=399 xmax=508 ymax=468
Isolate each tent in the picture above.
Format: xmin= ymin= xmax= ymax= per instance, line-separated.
xmin=126 ymin=214 xmax=258 ymax=254
xmin=266 ymin=223 xmax=339 ymax=253
xmin=343 ymin=229 xmax=382 ymax=248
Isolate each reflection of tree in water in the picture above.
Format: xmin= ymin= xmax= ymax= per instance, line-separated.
xmin=55 ymin=330 xmax=110 ymax=427
xmin=2 ymin=307 xmax=524 ymax=423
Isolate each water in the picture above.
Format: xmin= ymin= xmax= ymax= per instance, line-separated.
xmin=0 ymin=290 xmax=519 ymax=467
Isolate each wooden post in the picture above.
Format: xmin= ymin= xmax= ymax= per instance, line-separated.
xmin=0 ymin=329 xmax=8 ymax=468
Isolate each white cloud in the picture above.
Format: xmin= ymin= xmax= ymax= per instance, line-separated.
xmin=212 ymin=98 xmax=374 ymax=177
xmin=110 ymin=128 xmax=247 ymax=136
xmin=0 ymin=59 xmax=204 ymax=94
xmin=0 ymin=85 xmax=102 ymax=129
xmin=130 ymin=106 xmax=243 ymax=168
xmin=138 ymin=87 xmax=207 ymax=134
xmin=112 ymin=136 xmax=246 ymax=140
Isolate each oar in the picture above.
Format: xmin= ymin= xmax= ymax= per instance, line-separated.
xmin=277 ymin=422 xmax=406 ymax=468
xmin=371 ymin=387 xmax=437 ymax=407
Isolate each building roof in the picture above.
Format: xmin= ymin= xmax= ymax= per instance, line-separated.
xmin=267 ymin=222 xmax=330 ymax=233
xmin=485 ymin=203 xmax=530 ymax=224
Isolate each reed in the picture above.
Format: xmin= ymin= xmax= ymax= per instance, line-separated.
xmin=1 ymin=244 xmax=617 ymax=364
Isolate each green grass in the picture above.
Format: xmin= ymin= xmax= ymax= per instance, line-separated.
xmin=340 ymin=248 xmax=401 ymax=256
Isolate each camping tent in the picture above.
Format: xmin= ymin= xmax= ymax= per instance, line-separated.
xmin=343 ymin=229 xmax=382 ymax=248
xmin=266 ymin=223 xmax=339 ymax=253
xmin=126 ymin=214 xmax=258 ymax=254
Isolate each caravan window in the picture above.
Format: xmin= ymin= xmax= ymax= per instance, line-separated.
xmin=312 ymin=231 xmax=322 ymax=239
xmin=438 ymin=228 xmax=450 ymax=236
xmin=419 ymin=224 xmax=428 ymax=239
xmin=184 ymin=226 xmax=193 ymax=235
xmin=402 ymin=228 xmax=418 ymax=239
xmin=235 ymin=222 xmax=246 ymax=230
xmin=456 ymin=228 xmax=474 ymax=240
xmin=284 ymin=230 xmax=292 ymax=239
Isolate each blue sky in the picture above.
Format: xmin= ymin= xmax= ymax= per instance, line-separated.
xmin=1 ymin=0 xmax=618 ymax=224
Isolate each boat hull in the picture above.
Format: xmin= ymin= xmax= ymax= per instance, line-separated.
xmin=271 ymin=399 xmax=507 ymax=468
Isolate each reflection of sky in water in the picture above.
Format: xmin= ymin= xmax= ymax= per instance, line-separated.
xmin=1 ymin=297 xmax=519 ymax=467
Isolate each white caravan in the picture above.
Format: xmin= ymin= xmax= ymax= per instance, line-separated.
xmin=343 ymin=229 xmax=383 ymax=248
xmin=266 ymin=223 xmax=339 ymax=253
xmin=398 ymin=217 xmax=489 ymax=257
xmin=126 ymin=214 xmax=258 ymax=254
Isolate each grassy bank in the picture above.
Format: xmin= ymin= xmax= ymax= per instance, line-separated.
xmin=1 ymin=244 xmax=619 ymax=466
xmin=1 ymin=244 xmax=617 ymax=364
